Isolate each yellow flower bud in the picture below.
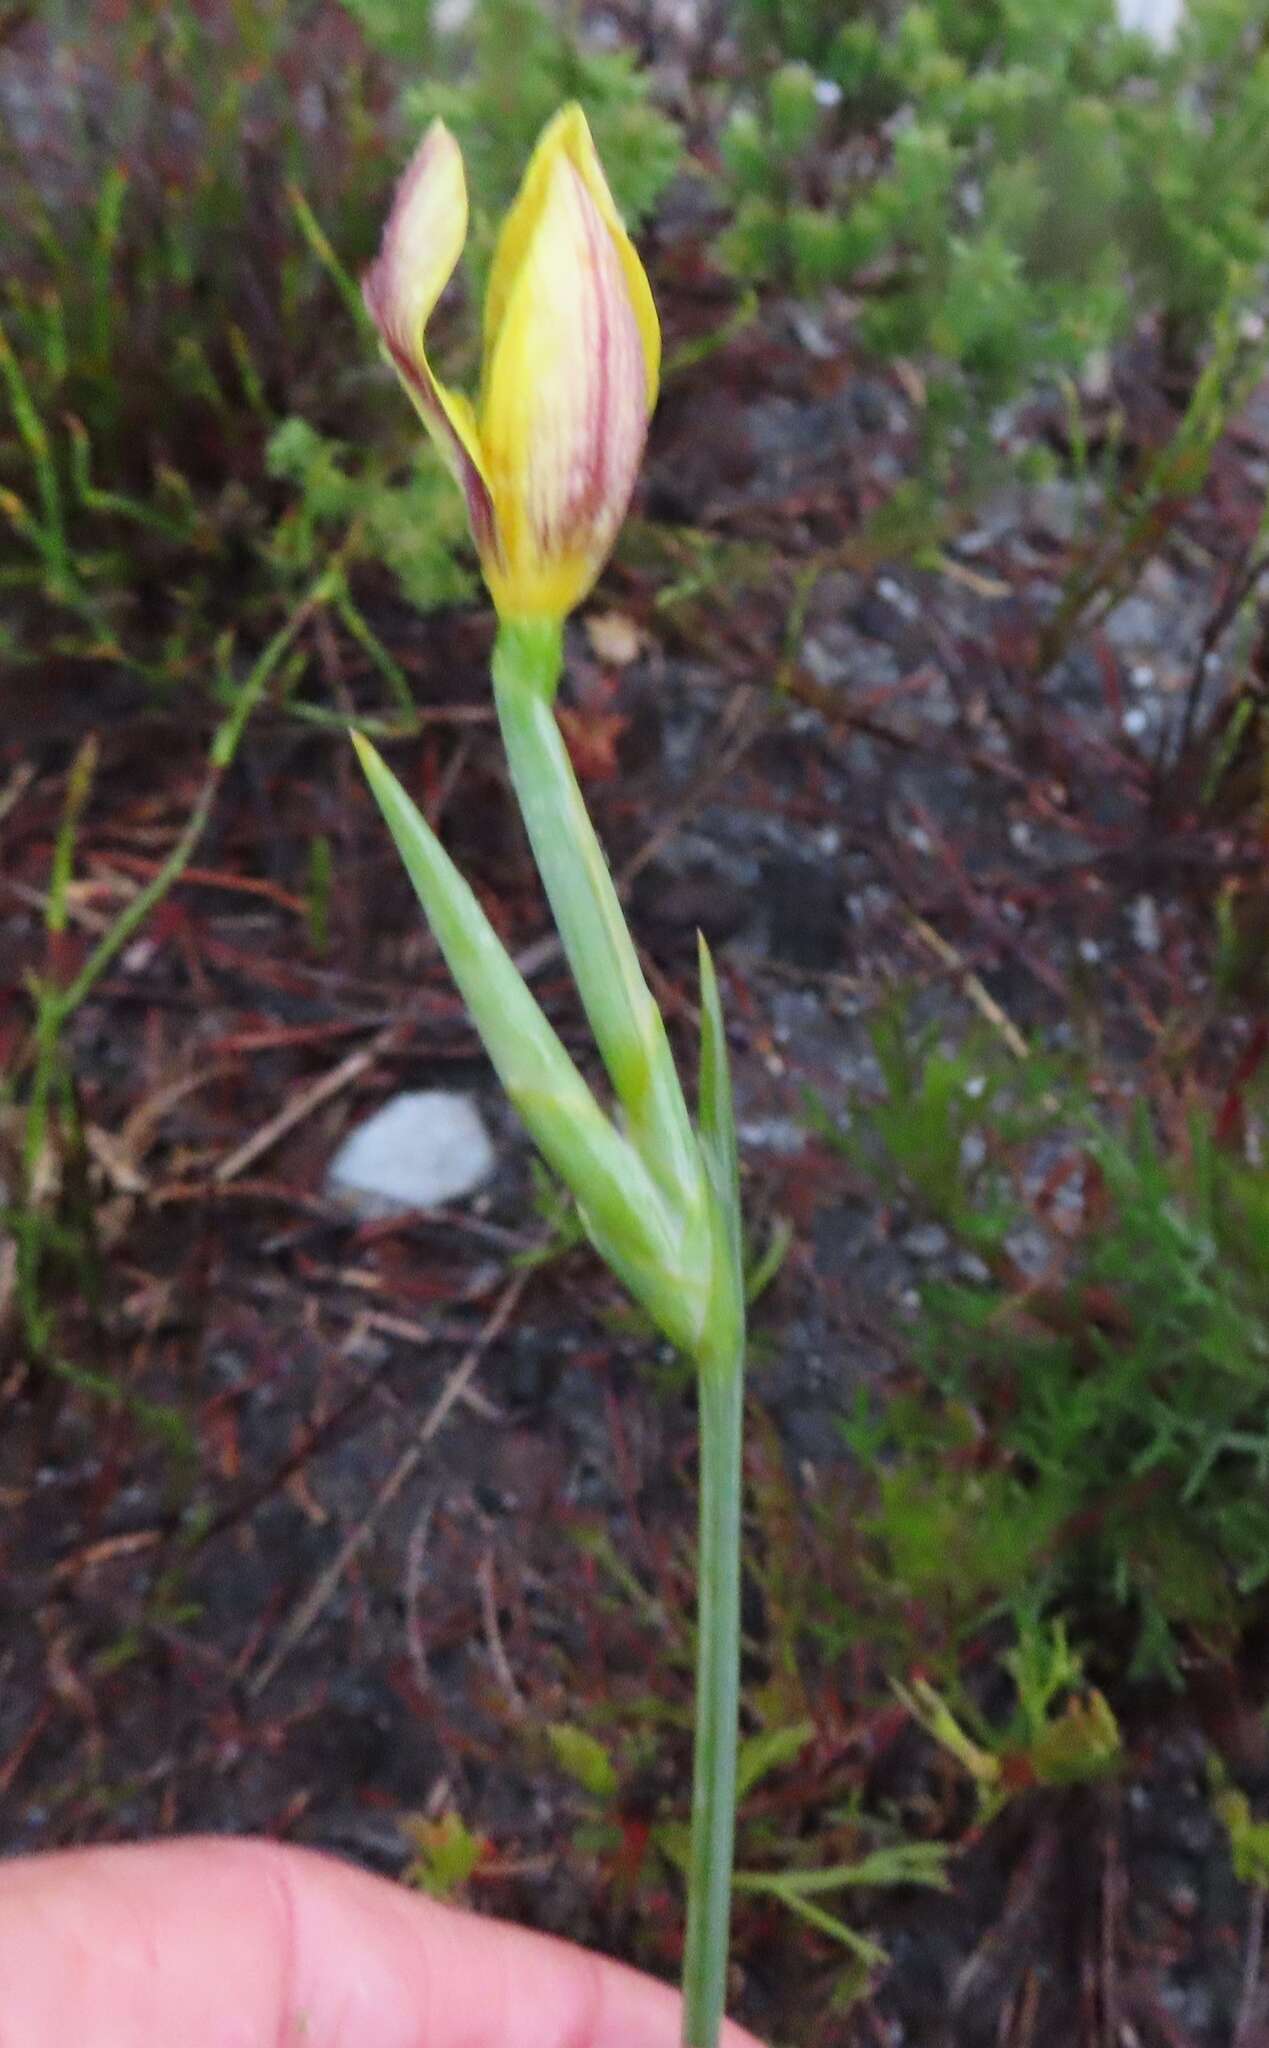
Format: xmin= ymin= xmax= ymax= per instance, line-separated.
xmin=363 ymin=105 xmax=660 ymax=624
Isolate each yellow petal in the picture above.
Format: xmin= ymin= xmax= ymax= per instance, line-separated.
xmin=483 ymin=104 xmax=660 ymax=412
xmin=478 ymin=146 xmax=652 ymax=620
xmin=363 ymin=120 xmax=499 ymax=560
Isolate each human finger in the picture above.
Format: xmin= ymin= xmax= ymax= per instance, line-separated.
xmin=0 ymin=1834 xmax=765 ymax=2048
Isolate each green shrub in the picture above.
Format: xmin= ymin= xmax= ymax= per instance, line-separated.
xmin=720 ymin=0 xmax=1269 ymax=421
xmin=405 ymin=0 xmax=680 ymax=266
xmin=0 ymin=0 xmax=680 ymax=685
xmin=266 ymin=418 xmax=475 ymax=612
xmin=823 ymin=1019 xmax=1269 ymax=1684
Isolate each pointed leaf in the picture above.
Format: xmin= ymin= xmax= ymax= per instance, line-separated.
xmin=697 ymin=933 xmax=740 ymax=1259
xmin=546 ymin=1723 xmax=620 ymax=1802
xmin=352 ymin=734 xmax=706 ymax=1352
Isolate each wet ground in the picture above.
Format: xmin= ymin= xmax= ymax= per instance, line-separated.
xmin=2 ymin=249 xmax=1268 ymax=2044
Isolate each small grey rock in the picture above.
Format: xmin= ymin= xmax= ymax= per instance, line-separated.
xmin=1104 ymin=595 xmax=1161 ymax=653
xmin=902 ymin=1221 xmax=950 ymax=1261
xmin=1131 ymin=894 xmax=1162 ymax=954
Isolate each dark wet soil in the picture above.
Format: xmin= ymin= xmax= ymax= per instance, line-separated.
xmin=2 ymin=238 xmax=1268 ymax=2048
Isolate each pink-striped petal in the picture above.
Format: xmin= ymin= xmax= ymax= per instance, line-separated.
xmin=362 ymin=121 xmax=499 ymax=564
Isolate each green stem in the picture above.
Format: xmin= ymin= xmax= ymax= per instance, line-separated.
xmin=491 ymin=620 xmax=702 ymax=1215
xmin=682 ymin=1351 xmax=744 ymax=2048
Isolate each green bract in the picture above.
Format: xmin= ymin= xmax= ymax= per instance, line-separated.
xmin=352 ymin=636 xmax=740 ymax=1375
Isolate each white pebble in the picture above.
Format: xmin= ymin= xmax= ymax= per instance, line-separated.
xmin=1115 ymin=0 xmax=1185 ymax=49
xmin=327 ymin=1091 xmax=495 ymax=1216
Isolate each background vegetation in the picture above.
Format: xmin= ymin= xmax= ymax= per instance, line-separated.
xmin=3 ymin=1 xmax=1268 ymax=2041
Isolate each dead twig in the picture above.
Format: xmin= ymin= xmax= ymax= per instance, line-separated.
xmin=0 ymin=759 xmax=36 ymax=829
xmin=249 ymin=1263 xmax=531 ymax=1697
xmin=902 ymin=908 xmax=1030 ymax=1059
xmin=403 ymin=1497 xmax=436 ymax=1694
xmin=951 ymin=1827 xmax=1060 ymax=2019
xmin=477 ymin=1546 xmax=525 ymax=1720
xmin=213 ymin=1023 xmax=399 ymax=1184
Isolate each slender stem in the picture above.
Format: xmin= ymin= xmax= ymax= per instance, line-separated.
xmin=682 ymin=1352 xmax=744 ymax=2048
xmin=491 ymin=623 xmax=702 ymax=1212
xmin=484 ymin=623 xmax=744 ymax=2044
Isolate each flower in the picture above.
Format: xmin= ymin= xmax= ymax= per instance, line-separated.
xmin=363 ymin=105 xmax=660 ymax=624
